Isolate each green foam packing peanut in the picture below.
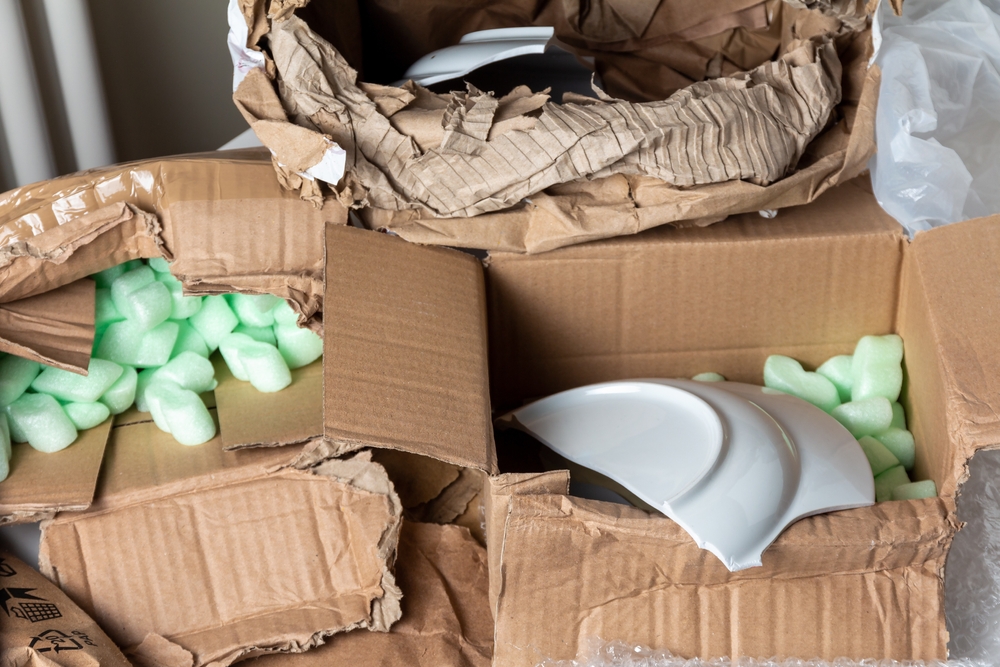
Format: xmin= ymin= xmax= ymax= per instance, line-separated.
xmin=274 ymin=324 xmax=323 ymax=370
xmin=96 ymin=320 xmax=179 ymax=368
xmin=0 ymin=354 xmax=41 ymax=407
xmin=31 ymin=358 xmax=124 ymax=403
xmin=152 ymin=352 xmax=217 ymax=394
xmin=693 ymin=372 xmax=726 ymax=382
xmin=229 ymin=294 xmax=276 ymax=328
xmin=112 ymin=267 xmax=172 ymax=331
xmin=134 ymin=368 xmax=158 ymax=413
xmin=145 ymin=380 xmax=216 ymax=446
xmin=99 ymin=365 xmax=138 ymax=415
xmin=857 ymin=435 xmax=900 ymax=476
xmin=891 ymin=402 xmax=907 ymax=430
xmin=891 ymin=480 xmax=937 ymax=501
xmin=148 ymin=257 xmax=172 ymax=273
xmin=241 ymin=343 xmax=292 ymax=393
xmin=171 ymin=322 xmax=210 ymax=359
xmin=158 ymin=274 xmax=203 ymax=321
xmin=64 ymin=402 xmax=111 ymax=430
xmin=189 ymin=295 xmax=239 ymax=352
xmin=817 ymin=355 xmax=853 ymax=403
xmin=830 ymin=396 xmax=893 ymax=438
xmin=219 ymin=333 xmax=255 ymax=381
xmin=91 ymin=263 xmax=129 ymax=289
xmin=95 ymin=288 xmax=125 ymax=328
xmin=851 ymin=334 xmax=904 ymax=402
xmin=763 ymin=355 xmax=841 ymax=413
xmin=6 ymin=393 xmax=77 ymax=453
xmin=234 ymin=324 xmax=276 ymax=346
xmin=873 ymin=427 xmax=915 ymax=471
xmin=272 ymin=301 xmax=299 ymax=326
xmin=874 ymin=465 xmax=911 ymax=502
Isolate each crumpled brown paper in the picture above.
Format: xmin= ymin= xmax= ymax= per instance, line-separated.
xmin=236 ymin=14 xmax=841 ymax=220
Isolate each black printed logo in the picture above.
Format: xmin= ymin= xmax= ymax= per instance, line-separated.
xmin=0 ymin=557 xmax=15 ymax=577
xmin=28 ymin=629 xmax=97 ymax=653
xmin=0 ymin=588 xmax=62 ymax=622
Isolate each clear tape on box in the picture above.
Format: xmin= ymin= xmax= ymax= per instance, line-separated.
xmin=539 ymin=639 xmax=988 ymax=667
xmin=870 ymin=0 xmax=1000 ymax=234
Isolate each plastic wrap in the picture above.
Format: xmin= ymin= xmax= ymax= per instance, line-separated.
xmin=870 ymin=0 xmax=1000 ymax=234
xmin=540 ymin=639 xmax=987 ymax=667
xmin=945 ymin=448 xmax=1000 ymax=665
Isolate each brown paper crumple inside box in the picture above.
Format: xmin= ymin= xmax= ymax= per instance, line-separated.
xmin=0 ymin=551 xmax=130 ymax=667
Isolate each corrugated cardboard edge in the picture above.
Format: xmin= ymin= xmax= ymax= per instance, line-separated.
xmin=39 ymin=450 xmax=403 ymax=667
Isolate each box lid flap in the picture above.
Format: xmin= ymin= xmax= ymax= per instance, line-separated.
xmin=0 ymin=278 xmax=95 ymax=374
xmin=904 ymin=215 xmax=1000 ymax=495
xmin=324 ymin=225 xmax=496 ymax=473
xmin=0 ymin=416 xmax=112 ymax=525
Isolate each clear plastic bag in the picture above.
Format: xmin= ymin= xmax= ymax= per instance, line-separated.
xmin=871 ymin=0 xmax=1000 ymax=234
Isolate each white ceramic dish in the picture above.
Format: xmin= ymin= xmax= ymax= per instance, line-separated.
xmin=402 ymin=26 xmax=554 ymax=86
xmin=496 ymin=379 xmax=875 ymax=571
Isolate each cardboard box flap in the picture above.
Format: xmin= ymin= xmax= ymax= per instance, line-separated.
xmin=0 ymin=551 xmax=131 ymax=667
xmin=214 ymin=356 xmax=323 ymax=450
xmin=901 ymin=215 xmax=1000 ymax=496
xmin=0 ymin=279 xmax=95 ymax=374
xmin=41 ymin=420 xmax=403 ymax=667
xmin=324 ymin=225 xmax=496 ymax=473
xmin=0 ymin=418 xmax=112 ymax=526
xmin=0 ymin=152 xmax=344 ymax=323
xmin=493 ymin=493 xmax=954 ymax=664
xmin=486 ymin=177 xmax=906 ymax=409
xmin=241 ymin=521 xmax=493 ymax=667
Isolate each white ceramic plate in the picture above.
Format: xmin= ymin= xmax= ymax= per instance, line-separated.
xmin=497 ymin=379 xmax=874 ymax=571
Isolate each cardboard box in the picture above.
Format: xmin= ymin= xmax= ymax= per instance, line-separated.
xmin=0 ymin=151 xmax=338 ymax=523
xmin=0 ymin=551 xmax=130 ymax=667
xmin=243 ymin=521 xmax=493 ymax=667
xmin=1 ymin=155 xmax=992 ymax=665
xmin=232 ymin=0 xmax=879 ymax=253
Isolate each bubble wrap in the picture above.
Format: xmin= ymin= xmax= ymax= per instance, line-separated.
xmin=945 ymin=449 xmax=1000 ymax=665
xmin=539 ymin=639 xmax=985 ymax=667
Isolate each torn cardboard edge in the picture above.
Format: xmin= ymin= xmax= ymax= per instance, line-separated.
xmin=41 ymin=432 xmax=403 ymax=667
xmin=0 ymin=279 xmax=96 ymax=374
xmin=0 ymin=152 xmax=345 ymax=370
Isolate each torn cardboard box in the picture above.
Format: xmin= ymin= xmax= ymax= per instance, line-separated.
xmin=0 ymin=551 xmax=130 ymax=667
xmin=0 ymin=151 xmax=341 ymax=525
xmin=40 ymin=420 xmax=401 ymax=667
xmin=231 ymin=0 xmax=879 ymax=253
xmin=244 ymin=521 xmax=493 ymax=667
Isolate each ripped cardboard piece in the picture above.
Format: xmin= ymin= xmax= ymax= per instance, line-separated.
xmin=40 ymin=418 xmax=402 ymax=667
xmin=242 ymin=522 xmax=492 ymax=667
xmin=0 ymin=279 xmax=95 ymax=374
xmin=240 ymin=16 xmax=840 ymax=219
xmin=0 ymin=152 xmax=344 ymax=330
xmin=0 ymin=551 xmax=131 ymax=667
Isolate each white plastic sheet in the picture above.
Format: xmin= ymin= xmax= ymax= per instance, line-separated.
xmin=871 ymin=0 xmax=1000 ymax=234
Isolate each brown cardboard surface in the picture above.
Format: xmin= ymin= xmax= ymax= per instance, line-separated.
xmin=0 ymin=280 xmax=95 ymax=374
xmin=0 ymin=418 xmax=112 ymax=526
xmin=323 ymin=225 xmax=496 ymax=473
xmin=492 ymin=491 xmax=954 ymax=664
xmin=486 ymin=177 xmax=905 ymax=409
xmin=244 ymin=521 xmax=493 ymax=667
xmin=250 ymin=17 xmax=839 ymax=219
xmin=40 ymin=420 xmax=403 ymax=667
xmin=899 ymin=215 xmax=1000 ymax=497
xmin=0 ymin=551 xmax=130 ymax=667
xmin=0 ymin=152 xmax=344 ymax=330
xmin=214 ymin=356 xmax=323 ymax=450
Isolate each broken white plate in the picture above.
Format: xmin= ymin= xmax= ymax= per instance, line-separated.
xmin=402 ymin=26 xmax=554 ymax=86
xmin=496 ymin=379 xmax=874 ymax=571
